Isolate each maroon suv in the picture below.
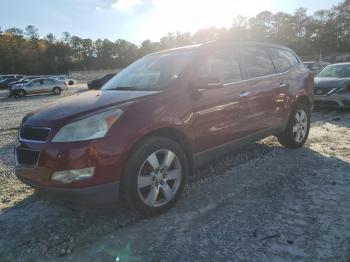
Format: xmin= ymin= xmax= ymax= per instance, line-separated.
xmin=15 ymin=42 xmax=314 ymax=215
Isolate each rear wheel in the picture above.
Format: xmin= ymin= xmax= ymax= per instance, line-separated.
xmin=122 ymin=136 xmax=188 ymax=216
xmin=277 ymin=103 xmax=311 ymax=148
xmin=52 ymin=87 xmax=62 ymax=95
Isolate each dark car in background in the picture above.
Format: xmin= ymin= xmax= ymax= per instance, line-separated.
xmin=0 ymin=74 xmax=18 ymax=81
xmin=304 ymin=61 xmax=330 ymax=75
xmin=314 ymin=63 xmax=350 ymax=108
xmin=15 ymin=42 xmax=313 ymax=216
xmin=0 ymin=75 xmax=25 ymax=89
xmin=87 ymin=73 xmax=116 ymax=90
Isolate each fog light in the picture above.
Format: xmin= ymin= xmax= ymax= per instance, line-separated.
xmin=52 ymin=167 xmax=95 ymax=184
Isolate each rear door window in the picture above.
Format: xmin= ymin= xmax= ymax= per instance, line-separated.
xmin=238 ymin=46 xmax=275 ymax=79
xmin=197 ymin=49 xmax=242 ymax=84
xmin=268 ymin=48 xmax=300 ymax=73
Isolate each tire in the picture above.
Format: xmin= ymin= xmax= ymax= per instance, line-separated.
xmin=15 ymin=89 xmax=26 ymax=98
xmin=121 ymin=136 xmax=189 ymax=216
xmin=277 ymin=102 xmax=311 ymax=148
xmin=52 ymin=87 xmax=62 ymax=95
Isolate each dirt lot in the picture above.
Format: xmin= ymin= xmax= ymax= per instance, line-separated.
xmin=0 ymin=88 xmax=349 ymax=261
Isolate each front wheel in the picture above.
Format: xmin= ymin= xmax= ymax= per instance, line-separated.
xmin=121 ymin=137 xmax=189 ymax=216
xmin=52 ymin=87 xmax=62 ymax=95
xmin=15 ymin=90 xmax=26 ymax=98
xmin=277 ymin=103 xmax=311 ymax=148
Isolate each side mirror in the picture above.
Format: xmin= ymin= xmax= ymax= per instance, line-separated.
xmin=192 ymin=77 xmax=224 ymax=90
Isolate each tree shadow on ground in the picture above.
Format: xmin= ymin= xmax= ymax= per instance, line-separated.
xmin=313 ymin=107 xmax=350 ymax=128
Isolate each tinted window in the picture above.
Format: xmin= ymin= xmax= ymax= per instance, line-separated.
xmin=197 ymin=49 xmax=242 ymax=84
xmin=268 ymin=48 xmax=299 ymax=73
xmin=44 ymin=79 xmax=54 ymax=84
xmin=238 ymin=46 xmax=275 ymax=79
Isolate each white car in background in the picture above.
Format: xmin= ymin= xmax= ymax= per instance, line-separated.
xmin=12 ymin=78 xmax=68 ymax=98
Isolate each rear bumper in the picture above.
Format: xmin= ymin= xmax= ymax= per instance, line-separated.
xmin=18 ymin=175 xmax=120 ymax=205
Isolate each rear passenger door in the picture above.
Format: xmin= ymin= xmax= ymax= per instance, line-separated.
xmin=236 ymin=46 xmax=284 ymax=134
xmin=42 ymin=79 xmax=54 ymax=93
xmin=266 ymin=47 xmax=301 ymax=123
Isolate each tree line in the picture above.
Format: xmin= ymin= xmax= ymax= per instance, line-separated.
xmin=0 ymin=0 xmax=349 ymax=75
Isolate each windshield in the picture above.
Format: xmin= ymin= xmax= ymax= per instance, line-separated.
xmin=102 ymin=49 xmax=195 ymax=91
xmin=318 ymin=64 xmax=350 ymax=78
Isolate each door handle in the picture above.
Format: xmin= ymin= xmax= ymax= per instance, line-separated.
xmin=240 ymin=91 xmax=250 ymax=98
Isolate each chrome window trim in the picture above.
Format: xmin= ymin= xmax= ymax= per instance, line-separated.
xmin=222 ymin=64 xmax=299 ymax=87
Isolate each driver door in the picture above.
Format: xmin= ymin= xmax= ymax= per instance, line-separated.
xmin=190 ymin=47 xmax=246 ymax=153
xmin=26 ymin=79 xmax=43 ymax=94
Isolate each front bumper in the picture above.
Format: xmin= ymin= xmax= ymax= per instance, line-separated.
xmin=18 ymin=174 xmax=120 ymax=205
xmin=15 ymin=133 xmax=128 ymax=204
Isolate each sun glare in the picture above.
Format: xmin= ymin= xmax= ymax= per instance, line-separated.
xmin=139 ymin=0 xmax=273 ymax=40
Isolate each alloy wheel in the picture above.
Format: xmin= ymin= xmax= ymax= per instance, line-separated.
xmin=137 ymin=149 xmax=182 ymax=207
xmin=292 ymin=109 xmax=308 ymax=143
xmin=53 ymin=87 xmax=61 ymax=95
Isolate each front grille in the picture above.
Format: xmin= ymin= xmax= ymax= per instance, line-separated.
xmin=314 ymin=100 xmax=339 ymax=107
xmin=20 ymin=126 xmax=50 ymax=141
xmin=16 ymin=148 xmax=40 ymax=166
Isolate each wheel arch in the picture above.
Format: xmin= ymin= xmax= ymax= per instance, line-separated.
xmin=295 ymin=95 xmax=311 ymax=108
xmin=15 ymin=89 xmax=27 ymax=95
xmin=132 ymin=127 xmax=194 ymax=172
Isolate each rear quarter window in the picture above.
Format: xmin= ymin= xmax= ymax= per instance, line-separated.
xmin=268 ymin=48 xmax=300 ymax=73
xmin=238 ymin=46 xmax=275 ymax=79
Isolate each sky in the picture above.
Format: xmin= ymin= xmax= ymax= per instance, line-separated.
xmin=0 ymin=0 xmax=342 ymax=44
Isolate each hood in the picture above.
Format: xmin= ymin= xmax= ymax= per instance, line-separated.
xmin=314 ymin=77 xmax=350 ymax=95
xmin=24 ymin=90 xmax=159 ymax=127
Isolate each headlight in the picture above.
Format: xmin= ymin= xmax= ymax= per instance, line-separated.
xmin=52 ymin=109 xmax=123 ymax=142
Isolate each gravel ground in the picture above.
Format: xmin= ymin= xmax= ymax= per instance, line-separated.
xmin=0 ymin=89 xmax=349 ymax=261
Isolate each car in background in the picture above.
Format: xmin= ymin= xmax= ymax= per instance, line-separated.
xmin=0 ymin=75 xmax=25 ymax=89
xmin=0 ymin=74 xmax=17 ymax=81
xmin=314 ymin=63 xmax=350 ymax=108
xmin=12 ymin=77 xmax=68 ymax=98
xmin=8 ymin=76 xmax=44 ymax=89
xmin=87 ymin=73 xmax=116 ymax=90
xmin=15 ymin=42 xmax=314 ymax=216
xmin=304 ymin=61 xmax=330 ymax=75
